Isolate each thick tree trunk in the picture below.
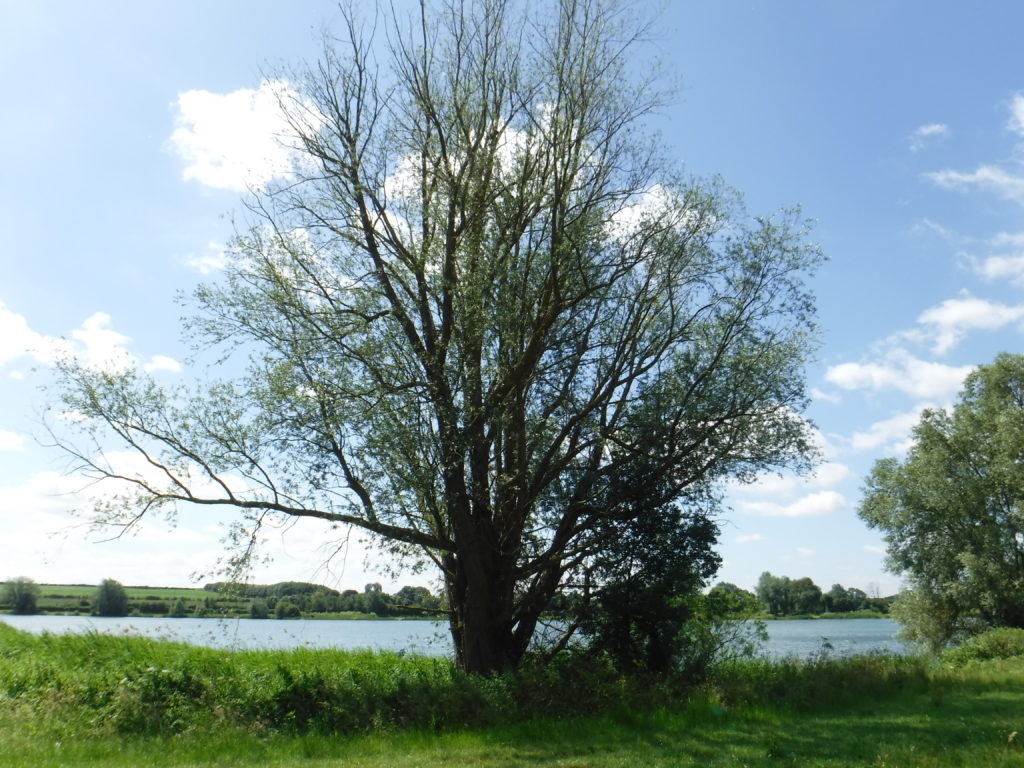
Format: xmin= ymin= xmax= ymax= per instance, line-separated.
xmin=444 ymin=548 xmax=526 ymax=675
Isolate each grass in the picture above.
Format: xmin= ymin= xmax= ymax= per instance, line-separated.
xmin=1 ymin=623 xmax=1023 ymax=767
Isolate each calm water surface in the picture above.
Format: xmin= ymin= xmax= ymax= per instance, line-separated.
xmin=0 ymin=614 xmax=905 ymax=658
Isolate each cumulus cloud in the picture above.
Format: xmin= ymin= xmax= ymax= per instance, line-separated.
xmin=909 ymin=123 xmax=950 ymax=152
xmin=167 ymin=80 xmax=314 ymax=192
xmin=851 ymin=405 xmax=933 ymax=453
xmin=739 ymin=490 xmax=847 ymax=518
xmin=825 ymin=350 xmax=973 ymax=400
xmin=916 ymin=294 xmax=1024 ymax=354
xmin=0 ymin=301 xmax=180 ymax=375
xmin=736 ymin=533 xmax=763 ymax=544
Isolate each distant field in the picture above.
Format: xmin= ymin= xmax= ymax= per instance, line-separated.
xmin=37 ymin=584 xmax=208 ymax=599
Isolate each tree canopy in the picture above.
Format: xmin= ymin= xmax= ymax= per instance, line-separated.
xmin=50 ymin=0 xmax=820 ymax=673
xmin=94 ymin=579 xmax=129 ymax=617
xmin=860 ymin=353 xmax=1024 ymax=649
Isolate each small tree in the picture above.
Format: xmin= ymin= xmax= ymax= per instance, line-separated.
xmin=169 ymin=597 xmax=188 ymax=617
xmin=571 ymin=500 xmax=721 ymax=673
xmin=4 ymin=577 xmax=40 ymax=615
xmin=94 ymin=579 xmax=129 ymax=617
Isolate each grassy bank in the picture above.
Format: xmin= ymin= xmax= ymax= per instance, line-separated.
xmin=1 ymin=624 xmax=1023 ymax=767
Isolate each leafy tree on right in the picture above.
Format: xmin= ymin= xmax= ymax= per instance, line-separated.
xmin=859 ymin=353 xmax=1024 ymax=650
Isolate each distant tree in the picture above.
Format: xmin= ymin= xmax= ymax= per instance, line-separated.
xmin=94 ymin=579 xmax=129 ymax=617
xmin=756 ymin=572 xmax=793 ymax=615
xmin=4 ymin=577 xmax=40 ymax=615
xmin=250 ymin=598 xmax=270 ymax=619
xmin=788 ymin=577 xmax=823 ymax=614
xmin=274 ymin=599 xmax=301 ymax=619
xmin=169 ymin=597 xmax=188 ymax=617
xmin=363 ymin=583 xmax=386 ymax=616
xmin=860 ymin=353 xmax=1024 ymax=649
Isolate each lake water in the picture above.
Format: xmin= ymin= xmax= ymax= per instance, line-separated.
xmin=0 ymin=614 xmax=905 ymax=659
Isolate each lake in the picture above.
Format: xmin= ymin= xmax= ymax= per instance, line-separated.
xmin=0 ymin=614 xmax=906 ymax=658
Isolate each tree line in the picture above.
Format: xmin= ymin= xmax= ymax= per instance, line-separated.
xmin=746 ymin=573 xmax=892 ymax=617
xmin=1 ymin=577 xmax=442 ymax=619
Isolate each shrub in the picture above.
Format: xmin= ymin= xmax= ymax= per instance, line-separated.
xmin=942 ymin=627 xmax=1024 ymax=666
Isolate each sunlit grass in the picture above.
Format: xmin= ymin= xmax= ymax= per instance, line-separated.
xmin=2 ymin=623 xmax=1023 ymax=767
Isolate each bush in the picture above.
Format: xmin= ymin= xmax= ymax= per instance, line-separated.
xmin=942 ymin=627 xmax=1024 ymax=666
xmin=274 ymin=600 xmax=301 ymax=619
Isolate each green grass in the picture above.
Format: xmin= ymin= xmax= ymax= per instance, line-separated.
xmin=2 ymin=623 xmax=1023 ymax=767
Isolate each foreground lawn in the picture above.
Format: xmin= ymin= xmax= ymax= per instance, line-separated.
xmin=2 ymin=656 xmax=1022 ymax=767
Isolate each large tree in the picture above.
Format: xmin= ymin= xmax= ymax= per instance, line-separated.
xmin=51 ymin=0 xmax=820 ymax=673
xmin=860 ymin=353 xmax=1024 ymax=650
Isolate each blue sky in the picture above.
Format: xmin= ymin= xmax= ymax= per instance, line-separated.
xmin=2 ymin=1 xmax=1023 ymax=594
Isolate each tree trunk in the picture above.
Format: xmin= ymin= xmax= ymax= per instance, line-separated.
xmin=444 ymin=545 xmax=525 ymax=675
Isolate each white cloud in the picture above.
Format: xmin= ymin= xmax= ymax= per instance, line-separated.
xmin=739 ymin=490 xmax=847 ymax=518
xmin=0 ymin=302 xmax=180 ymax=376
xmin=851 ymin=405 xmax=932 ymax=453
xmin=795 ymin=547 xmax=815 ymax=558
xmin=925 ymin=165 xmax=1024 ymax=206
xmin=184 ymin=241 xmax=228 ymax=274
xmin=729 ymin=462 xmax=851 ymax=499
xmin=810 ymin=387 xmax=841 ymax=404
xmin=916 ymin=295 xmax=1024 ymax=354
xmin=825 ymin=350 xmax=973 ymax=400
xmin=909 ymin=123 xmax=950 ymax=152
xmin=167 ymin=80 xmax=312 ymax=192
xmin=736 ymin=533 xmax=763 ymax=544
xmin=970 ymin=232 xmax=1024 ymax=285
xmin=0 ymin=301 xmax=69 ymax=367
xmin=1008 ymin=93 xmax=1024 ymax=137
xmin=975 ymin=254 xmax=1024 ymax=284
xmin=0 ymin=430 xmax=24 ymax=451
xmin=143 ymin=355 xmax=182 ymax=373
xmin=863 ymin=545 xmax=886 ymax=555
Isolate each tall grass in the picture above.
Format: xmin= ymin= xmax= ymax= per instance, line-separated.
xmin=0 ymin=623 xmax=671 ymax=738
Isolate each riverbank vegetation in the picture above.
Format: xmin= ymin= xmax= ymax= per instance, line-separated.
xmin=2 ymin=624 xmax=1023 ymax=767
xmin=0 ymin=580 xmax=443 ymax=620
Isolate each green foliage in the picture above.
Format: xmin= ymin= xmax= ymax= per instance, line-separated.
xmin=249 ymin=599 xmax=269 ymax=619
xmin=168 ymin=598 xmax=187 ymax=618
xmin=3 ymin=577 xmax=40 ymax=615
xmin=273 ymin=600 xmax=301 ymax=619
xmin=942 ymin=627 xmax=1024 ymax=666
xmin=860 ymin=353 xmax=1024 ymax=650
xmin=49 ymin=0 xmax=821 ymax=674
xmin=573 ymin=504 xmax=721 ymax=674
xmin=94 ymin=579 xmax=129 ymax=617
